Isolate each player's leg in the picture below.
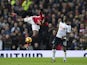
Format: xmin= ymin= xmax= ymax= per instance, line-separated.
xmin=52 ymin=37 xmax=59 ymax=62
xmin=62 ymin=40 xmax=67 ymax=62
xmin=52 ymin=43 xmax=56 ymax=62
xmin=31 ymin=25 xmax=40 ymax=46
xmin=32 ymin=24 xmax=40 ymax=37
xmin=32 ymin=30 xmax=39 ymax=37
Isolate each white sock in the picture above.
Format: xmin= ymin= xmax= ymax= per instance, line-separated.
xmin=52 ymin=49 xmax=56 ymax=60
xmin=64 ymin=52 xmax=66 ymax=60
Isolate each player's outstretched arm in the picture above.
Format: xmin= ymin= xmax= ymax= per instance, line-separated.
xmin=17 ymin=16 xmax=29 ymax=23
xmin=17 ymin=17 xmax=24 ymax=22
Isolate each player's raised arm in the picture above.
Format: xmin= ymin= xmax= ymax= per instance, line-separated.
xmin=17 ymin=16 xmax=31 ymax=24
xmin=16 ymin=16 xmax=24 ymax=22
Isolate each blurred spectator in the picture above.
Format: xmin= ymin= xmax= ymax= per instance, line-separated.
xmin=33 ymin=42 xmax=40 ymax=50
xmin=49 ymin=29 xmax=57 ymax=50
xmin=85 ymin=26 xmax=87 ymax=37
xmin=24 ymin=43 xmax=33 ymax=50
xmin=79 ymin=37 xmax=87 ymax=50
xmin=23 ymin=28 xmax=30 ymax=37
xmin=72 ymin=39 xmax=79 ymax=50
xmin=3 ymin=34 xmax=12 ymax=50
xmin=11 ymin=22 xmax=20 ymax=33
xmin=11 ymin=29 xmax=20 ymax=50
xmin=79 ymin=23 xmax=85 ymax=36
xmin=3 ymin=24 xmax=11 ymax=35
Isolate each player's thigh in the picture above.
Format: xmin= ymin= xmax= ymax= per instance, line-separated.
xmin=32 ymin=25 xmax=40 ymax=36
xmin=54 ymin=37 xmax=62 ymax=46
xmin=52 ymin=37 xmax=62 ymax=49
xmin=32 ymin=30 xmax=39 ymax=37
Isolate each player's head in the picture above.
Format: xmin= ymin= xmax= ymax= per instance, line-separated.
xmin=58 ymin=18 xmax=62 ymax=22
xmin=62 ymin=16 xmax=67 ymax=23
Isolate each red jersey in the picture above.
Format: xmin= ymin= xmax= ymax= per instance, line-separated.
xmin=32 ymin=13 xmax=44 ymax=25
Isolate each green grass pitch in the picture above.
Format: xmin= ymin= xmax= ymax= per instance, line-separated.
xmin=0 ymin=58 xmax=87 ymax=65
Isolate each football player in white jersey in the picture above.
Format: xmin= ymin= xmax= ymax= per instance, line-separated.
xmin=52 ymin=17 xmax=71 ymax=62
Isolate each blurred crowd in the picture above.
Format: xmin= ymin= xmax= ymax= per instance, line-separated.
xmin=0 ymin=0 xmax=87 ymax=50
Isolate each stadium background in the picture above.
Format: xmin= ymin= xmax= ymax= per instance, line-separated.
xmin=0 ymin=0 xmax=87 ymax=65
xmin=0 ymin=0 xmax=87 ymax=50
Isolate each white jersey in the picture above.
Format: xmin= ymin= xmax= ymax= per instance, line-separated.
xmin=56 ymin=22 xmax=71 ymax=38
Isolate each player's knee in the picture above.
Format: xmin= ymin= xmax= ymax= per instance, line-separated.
xmin=63 ymin=47 xmax=66 ymax=52
xmin=64 ymin=49 xmax=66 ymax=52
xmin=52 ymin=44 xmax=56 ymax=49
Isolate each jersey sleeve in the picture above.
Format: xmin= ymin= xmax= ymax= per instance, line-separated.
xmin=24 ymin=17 xmax=30 ymax=22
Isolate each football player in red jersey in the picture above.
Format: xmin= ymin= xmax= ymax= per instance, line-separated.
xmin=17 ymin=12 xmax=45 ymax=37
